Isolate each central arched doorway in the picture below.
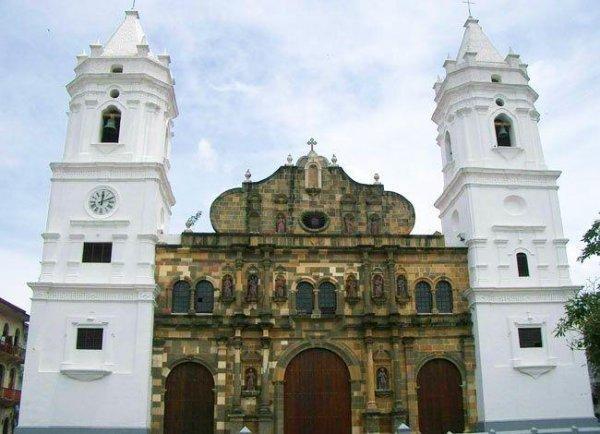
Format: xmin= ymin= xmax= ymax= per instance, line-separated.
xmin=284 ymin=348 xmax=351 ymax=434
xmin=164 ymin=362 xmax=214 ymax=434
xmin=417 ymin=359 xmax=465 ymax=434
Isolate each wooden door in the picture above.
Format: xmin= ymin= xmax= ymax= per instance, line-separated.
xmin=284 ymin=348 xmax=351 ymax=434
xmin=164 ymin=362 xmax=214 ymax=434
xmin=417 ymin=359 xmax=465 ymax=434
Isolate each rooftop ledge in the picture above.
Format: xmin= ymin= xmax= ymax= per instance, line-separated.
xmin=157 ymin=232 xmax=465 ymax=251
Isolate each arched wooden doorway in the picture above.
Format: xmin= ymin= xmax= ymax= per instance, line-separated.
xmin=417 ymin=359 xmax=465 ymax=434
xmin=164 ymin=362 xmax=214 ymax=434
xmin=284 ymin=348 xmax=351 ymax=434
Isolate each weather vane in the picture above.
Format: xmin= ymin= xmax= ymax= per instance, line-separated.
xmin=307 ymin=137 xmax=317 ymax=152
xmin=184 ymin=210 xmax=202 ymax=232
xmin=463 ymin=0 xmax=475 ymax=16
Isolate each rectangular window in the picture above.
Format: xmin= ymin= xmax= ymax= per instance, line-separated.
xmin=76 ymin=328 xmax=104 ymax=350
xmin=82 ymin=242 xmax=112 ymax=263
xmin=518 ymin=327 xmax=543 ymax=348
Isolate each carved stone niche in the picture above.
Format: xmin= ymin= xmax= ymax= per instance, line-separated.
xmin=273 ymin=272 xmax=287 ymax=302
xmin=395 ymin=274 xmax=410 ymax=303
xmin=340 ymin=193 xmax=357 ymax=205
xmin=245 ymin=268 xmax=260 ymax=303
xmin=371 ymin=272 xmax=387 ymax=304
xmin=220 ymin=272 xmax=236 ymax=304
xmin=344 ymin=273 xmax=361 ymax=304
xmin=241 ymin=351 xmax=262 ymax=397
xmin=373 ymin=350 xmax=392 ymax=397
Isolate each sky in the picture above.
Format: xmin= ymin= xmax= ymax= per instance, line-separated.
xmin=0 ymin=0 xmax=598 ymax=312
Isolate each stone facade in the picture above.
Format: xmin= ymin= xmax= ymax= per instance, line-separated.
xmin=152 ymin=153 xmax=477 ymax=434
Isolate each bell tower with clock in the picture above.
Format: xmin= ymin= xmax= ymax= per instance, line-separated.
xmin=18 ymin=10 xmax=176 ymax=434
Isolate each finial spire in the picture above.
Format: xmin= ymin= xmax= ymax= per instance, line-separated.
xmin=463 ymin=0 xmax=475 ymax=17
xmin=307 ymin=137 xmax=317 ymax=152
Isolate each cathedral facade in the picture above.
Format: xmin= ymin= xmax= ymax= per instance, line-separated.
xmin=16 ymin=7 xmax=598 ymax=434
xmin=151 ymin=151 xmax=477 ymax=433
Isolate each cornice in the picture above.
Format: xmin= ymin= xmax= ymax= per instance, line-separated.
xmin=463 ymin=286 xmax=579 ymax=306
xmin=50 ymin=161 xmax=175 ymax=206
xmin=28 ymin=282 xmax=159 ymax=302
xmin=435 ymin=167 xmax=561 ymax=211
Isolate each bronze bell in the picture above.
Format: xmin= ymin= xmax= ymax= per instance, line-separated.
xmin=104 ymin=116 xmax=117 ymax=131
xmin=498 ymin=125 xmax=509 ymax=142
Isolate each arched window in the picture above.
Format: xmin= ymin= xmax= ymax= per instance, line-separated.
xmin=171 ymin=280 xmax=191 ymax=313
xmin=517 ymin=253 xmax=530 ymax=277
xmin=195 ymin=280 xmax=214 ymax=314
xmin=111 ymin=64 xmax=123 ymax=73
xmin=415 ymin=281 xmax=433 ymax=314
xmin=296 ymin=282 xmax=314 ymax=315
xmin=2 ymin=418 xmax=7 ymax=434
xmin=0 ymin=365 xmax=4 ymax=388
xmin=13 ymin=329 xmax=19 ymax=348
xmin=444 ymin=131 xmax=453 ymax=163
xmin=494 ymin=114 xmax=513 ymax=147
xmin=435 ymin=280 xmax=453 ymax=313
xmin=101 ymin=106 xmax=121 ymax=143
xmin=1 ymin=324 xmax=7 ymax=339
xmin=318 ymin=282 xmax=337 ymax=315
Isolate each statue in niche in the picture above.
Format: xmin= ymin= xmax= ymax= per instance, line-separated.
xmin=376 ymin=367 xmax=389 ymax=391
xmin=372 ymin=274 xmax=384 ymax=299
xmin=274 ymin=274 xmax=287 ymax=299
xmin=345 ymin=274 xmax=358 ymax=299
xmin=275 ymin=214 xmax=286 ymax=234
xmin=246 ymin=273 xmax=259 ymax=302
xmin=245 ymin=367 xmax=257 ymax=391
xmin=222 ymin=274 xmax=234 ymax=300
xmin=396 ymin=275 xmax=408 ymax=299
xmin=369 ymin=214 xmax=381 ymax=235
xmin=343 ymin=214 xmax=355 ymax=234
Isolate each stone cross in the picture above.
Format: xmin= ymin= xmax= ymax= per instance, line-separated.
xmin=463 ymin=0 xmax=475 ymax=16
xmin=307 ymin=137 xmax=317 ymax=152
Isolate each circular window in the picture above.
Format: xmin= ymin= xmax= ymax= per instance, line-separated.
xmin=110 ymin=89 xmax=120 ymax=98
xmin=300 ymin=211 xmax=329 ymax=232
xmin=495 ymin=98 xmax=504 ymax=106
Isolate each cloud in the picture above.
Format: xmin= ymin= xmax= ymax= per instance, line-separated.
xmin=195 ymin=138 xmax=219 ymax=171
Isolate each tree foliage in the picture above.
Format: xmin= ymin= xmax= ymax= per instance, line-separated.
xmin=556 ymin=216 xmax=600 ymax=369
xmin=578 ymin=217 xmax=600 ymax=263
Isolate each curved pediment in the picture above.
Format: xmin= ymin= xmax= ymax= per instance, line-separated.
xmin=209 ymin=153 xmax=415 ymax=235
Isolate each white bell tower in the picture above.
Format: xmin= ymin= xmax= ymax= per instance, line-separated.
xmin=18 ymin=10 xmax=176 ymax=434
xmin=433 ymin=16 xmax=597 ymax=432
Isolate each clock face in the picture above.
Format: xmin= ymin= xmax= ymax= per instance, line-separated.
xmin=88 ymin=187 xmax=117 ymax=217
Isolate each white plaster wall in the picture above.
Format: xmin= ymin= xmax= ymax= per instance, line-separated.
xmin=471 ymin=297 xmax=594 ymax=422
xmin=19 ymin=297 xmax=155 ymax=428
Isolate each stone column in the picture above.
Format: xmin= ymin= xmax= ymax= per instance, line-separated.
xmin=402 ymin=337 xmax=417 ymax=430
xmin=365 ymin=333 xmax=377 ymax=411
xmin=312 ymin=284 xmax=320 ymax=317
xmin=336 ymin=284 xmax=345 ymax=316
xmin=385 ymin=252 xmax=398 ymax=315
xmin=258 ymin=333 xmax=273 ymax=434
xmin=216 ymin=336 xmax=236 ymax=434
xmin=361 ymin=250 xmax=373 ymax=314
xmin=260 ymin=254 xmax=273 ymax=315
xmin=231 ymin=331 xmax=243 ymax=413
xmin=235 ymin=256 xmax=244 ymax=314
xmin=391 ymin=336 xmax=407 ymax=428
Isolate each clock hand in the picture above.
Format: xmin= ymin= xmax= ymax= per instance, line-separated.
xmin=99 ymin=191 xmax=106 ymax=205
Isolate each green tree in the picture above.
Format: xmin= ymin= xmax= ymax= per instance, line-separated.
xmin=555 ymin=217 xmax=600 ymax=369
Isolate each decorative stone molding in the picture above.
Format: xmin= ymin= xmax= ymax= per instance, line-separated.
xmin=464 ymin=287 xmax=578 ymax=306
xmin=29 ymin=282 xmax=159 ymax=302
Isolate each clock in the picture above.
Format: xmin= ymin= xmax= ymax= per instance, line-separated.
xmin=87 ymin=187 xmax=117 ymax=217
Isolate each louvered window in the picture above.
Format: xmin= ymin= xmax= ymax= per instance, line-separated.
xmin=296 ymin=282 xmax=314 ymax=315
xmin=172 ymin=281 xmax=191 ymax=313
xmin=415 ymin=281 xmax=433 ymax=314
xmin=318 ymin=282 xmax=337 ymax=315
xmin=195 ymin=280 xmax=214 ymax=313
